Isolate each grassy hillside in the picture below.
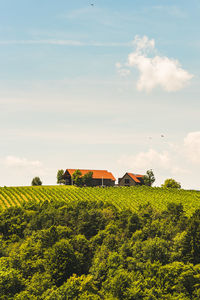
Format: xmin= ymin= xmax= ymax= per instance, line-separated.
xmin=0 ymin=185 xmax=200 ymax=216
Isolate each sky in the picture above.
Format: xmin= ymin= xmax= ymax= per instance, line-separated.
xmin=0 ymin=0 xmax=200 ymax=188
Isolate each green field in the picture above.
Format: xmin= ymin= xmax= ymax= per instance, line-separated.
xmin=1 ymin=185 xmax=200 ymax=216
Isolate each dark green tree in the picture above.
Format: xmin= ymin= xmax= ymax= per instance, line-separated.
xmin=72 ymin=170 xmax=93 ymax=187
xmin=132 ymin=237 xmax=170 ymax=264
xmin=72 ymin=170 xmax=83 ymax=187
xmin=14 ymin=273 xmax=52 ymax=299
xmin=43 ymin=274 xmax=99 ymax=300
xmin=104 ymin=269 xmax=132 ymax=300
xmin=82 ymin=172 xmax=93 ymax=186
xmin=182 ymin=209 xmax=200 ymax=264
xmin=162 ymin=178 xmax=181 ymax=189
xmin=0 ymin=259 xmax=25 ymax=298
xmin=31 ymin=177 xmax=42 ymax=186
xmin=44 ymin=239 xmax=77 ymax=286
xmin=56 ymin=169 xmax=65 ymax=184
xmin=143 ymin=169 xmax=155 ymax=186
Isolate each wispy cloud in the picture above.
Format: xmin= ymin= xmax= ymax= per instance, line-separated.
xmin=59 ymin=6 xmax=120 ymax=27
xmin=184 ymin=132 xmax=200 ymax=164
xmin=116 ymin=63 xmax=131 ymax=77
xmin=0 ymin=128 xmax=147 ymax=145
xmin=0 ymin=39 xmax=84 ymax=46
xmin=60 ymin=7 xmax=96 ymax=20
xmin=152 ymin=5 xmax=187 ymax=18
xmin=118 ymin=149 xmax=173 ymax=172
xmin=0 ymin=39 xmax=131 ymax=47
xmin=117 ymin=35 xmax=193 ymax=92
xmin=4 ymin=156 xmax=42 ymax=168
xmin=0 ymin=156 xmax=47 ymax=185
xmin=118 ymin=132 xmax=200 ymax=187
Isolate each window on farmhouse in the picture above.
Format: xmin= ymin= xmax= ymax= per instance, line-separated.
xmin=125 ymin=179 xmax=130 ymax=184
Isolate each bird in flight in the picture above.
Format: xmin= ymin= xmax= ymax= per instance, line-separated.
xmin=90 ymin=2 xmax=94 ymax=6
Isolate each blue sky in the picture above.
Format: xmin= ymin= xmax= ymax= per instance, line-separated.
xmin=0 ymin=0 xmax=200 ymax=188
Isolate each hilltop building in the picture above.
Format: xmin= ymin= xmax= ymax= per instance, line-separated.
xmin=63 ymin=169 xmax=116 ymax=187
xmin=118 ymin=173 xmax=144 ymax=187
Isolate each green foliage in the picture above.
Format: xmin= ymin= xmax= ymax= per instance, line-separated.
xmin=0 ymin=258 xmax=25 ymax=298
xmin=0 ymin=206 xmax=28 ymax=240
xmin=82 ymin=171 xmax=93 ymax=186
xmin=31 ymin=176 xmax=42 ymax=186
xmin=103 ymin=269 xmax=133 ymax=300
xmin=71 ymin=235 xmax=92 ymax=273
xmin=43 ymin=274 xmax=99 ymax=300
xmin=72 ymin=169 xmax=82 ymax=187
xmin=15 ymin=273 xmax=52 ymax=299
xmin=132 ymin=237 xmax=170 ymax=264
xmin=162 ymin=178 xmax=181 ymax=189
xmin=56 ymin=169 xmax=65 ymax=184
xmin=1 ymin=196 xmax=200 ymax=298
xmin=44 ymin=239 xmax=78 ymax=286
xmin=72 ymin=170 xmax=93 ymax=187
xmin=143 ymin=169 xmax=155 ymax=186
xmin=182 ymin=209 xmax=200 ymax=264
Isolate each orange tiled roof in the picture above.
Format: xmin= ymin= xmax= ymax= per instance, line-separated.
xmin=127 ymin=173 xmax=144 ymax=183
xmin=66 ymin=169 xmax=116 ymax=181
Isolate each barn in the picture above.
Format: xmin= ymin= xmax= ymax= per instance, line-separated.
xmin=63 ymin=169 xmax=116 ymax=187
xmin=118 ymin=173 xmax=144 ymax=187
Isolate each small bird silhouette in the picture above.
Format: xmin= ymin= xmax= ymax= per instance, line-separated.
xmin=161 ymin=135 xmax=164 ymax=138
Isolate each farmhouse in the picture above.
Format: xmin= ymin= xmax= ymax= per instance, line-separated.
xmin=63 ymin=169 xmax=116 ymax=187
xmin=118 ymin=173 xmax=144 ymax=187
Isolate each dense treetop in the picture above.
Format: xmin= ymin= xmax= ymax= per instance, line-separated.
xmin=162 ymin=178 xmax=181 ymax=189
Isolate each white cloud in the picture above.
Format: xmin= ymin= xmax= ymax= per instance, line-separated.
xmin=0 ymin=156 xmax=47 ymax=186
xmin=184 ymin=132 xmax=200 ymax=163
xmin=4 ymin=156 xmax=42 ymax=168
xmin=133 ymin=35 xmax=155 ymax=54
xmin=118 ymin=35 xmax=193 ymax=92
xmin=118 ymin=149 xmax=171 ymax=172
xmin=117 ymin=134 xmax=197 ymax=187
xmin=116 ymin=62 xmax=130 ymax=77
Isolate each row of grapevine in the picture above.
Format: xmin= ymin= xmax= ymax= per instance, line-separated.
xmin=0 ymin=186 xmax=200 ymax=216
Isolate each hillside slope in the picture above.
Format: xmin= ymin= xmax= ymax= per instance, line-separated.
xmin=0 ymin=186 xmax=200 ymax=216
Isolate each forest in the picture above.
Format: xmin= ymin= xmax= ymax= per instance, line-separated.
xmin=0 ymin=198 xmax=200 ymax=299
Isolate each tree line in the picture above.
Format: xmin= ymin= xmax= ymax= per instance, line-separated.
xmin=31 ymin=169 xmax=181 ymax=188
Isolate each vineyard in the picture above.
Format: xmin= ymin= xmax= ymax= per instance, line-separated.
xmin=0 ymin=185 xmax=200 ymax=216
